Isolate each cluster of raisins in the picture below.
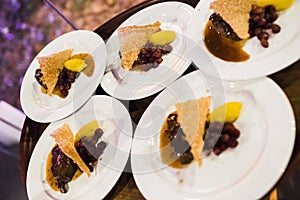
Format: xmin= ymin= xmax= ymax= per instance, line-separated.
xmin=55 ymin=68 xmax=79 ymax=97
xmin=249 ymin=5 xmax=281 ymax=48
xmin=75 ymin=128 xmax=107 ymax=172
xmin=134 ymin=42 xmax=172 ymax=71
xmin=203 ymin=122 xmax=240 ymax=156
xmin=34 ymin=68 xmax=47 ymax=89
xmin=35 ymin=67 xmax=79 ymax=98
xmin=165 ymin=114 xmax=194 ymax=165
xmin=51 ymin=145 xmax=78 ymax=193
xmin=209 ymin=13 xmax=240 ymax=41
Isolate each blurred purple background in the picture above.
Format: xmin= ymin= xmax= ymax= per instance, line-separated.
xmin=0 ymin=0 xmax=144 ymax=111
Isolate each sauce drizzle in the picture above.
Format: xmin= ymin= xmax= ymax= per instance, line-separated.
xmin=203 ymin=21 xmax=249 ymax=62
xmin=160 ymin=112 xmax=191 ymax=169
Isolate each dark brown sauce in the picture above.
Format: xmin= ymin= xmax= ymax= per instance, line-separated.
xmin=160 ymin=111 xmax=189 ymax=169
xmin=45 ymin=145 xmax=82 ymax=192
xmin=203 ymin=21 xmax=249 ymax=62
xmin=45 ymin=150 xmax=58 ymax=192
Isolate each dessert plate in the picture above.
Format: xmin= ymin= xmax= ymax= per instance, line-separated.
xmin=26 ymin=95 xmax=133 ymax=200
xmin=131 ymin=70 xmax=295 ymax=199
xmin=101 ymin=2 xmax=194 ymax=100
xmin=187 ymin=0 xmax=300 ymax=80
xmin=20 ymin=30 xmax=107 ymax=123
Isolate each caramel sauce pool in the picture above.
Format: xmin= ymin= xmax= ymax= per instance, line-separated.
xmin=160 ymin=112 xmax=188 ymax=169
xmin=45 ymin=145 xmax=82 ymax=192
xmin=203 ymin=21 xmax=249 ymax=62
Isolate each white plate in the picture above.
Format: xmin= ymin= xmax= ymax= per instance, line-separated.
xmin=101 ymin=2 xmax=194 ymax=100
xmin=131 ymin=70 xmax=295 ymax=199
xmin=187 ymin=0 xmax=300 ymax=80
xmin=26 ymin=95 xmax=133 ymax=200
xmin=20 ymin=30 xmax=107 ymax=122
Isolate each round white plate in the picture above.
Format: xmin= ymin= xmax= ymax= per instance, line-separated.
xmin=187 ymin=0 xmax=300 ymax=80
xmin=26 ymin=95 xmax=133 ymax=200
xmin=101 ymin=2 xmax=194 ymax=100
xmin=131 ymin=70 xmax=295 ymax=199
xmin=20 ymin=30 xmax=107 ymax=123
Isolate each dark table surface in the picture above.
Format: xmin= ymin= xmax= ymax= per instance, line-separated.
xmin=19 ymin=0 xmax=300 ymax=199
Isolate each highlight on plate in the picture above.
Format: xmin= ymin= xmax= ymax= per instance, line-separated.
xmin=34 ymin=48 xmax=95 ymax=98
xmin=46 ymin=121 xmax=107 ymax=194
xmin=117 ymin=21 xmax=176 ymax=72
xmin=160 ymin=96 xmax=243 ymax=169
xmin=203 ymin=0 xmax=294 ymax=62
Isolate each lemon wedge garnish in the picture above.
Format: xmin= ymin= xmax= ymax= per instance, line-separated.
xmin=149 ymin=30 xmax=176 ymax=46
xmin=64 ymin=58 xmax=87 ymax=72
xmin=254 ymin=0 xmax=294 ymax=11
xmin=208 ymin=102 xmax=243 ymax=123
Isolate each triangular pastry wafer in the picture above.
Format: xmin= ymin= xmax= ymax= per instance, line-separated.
xmin=37 ymin=49 xmax=73 ymax=94
xmin=175 ymin=96 xmax=211 ymax=166
xmin=210 ymin=0 xmax=254 ymax=39
xmin=50 ymin=123 xmax=91 ymax=176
